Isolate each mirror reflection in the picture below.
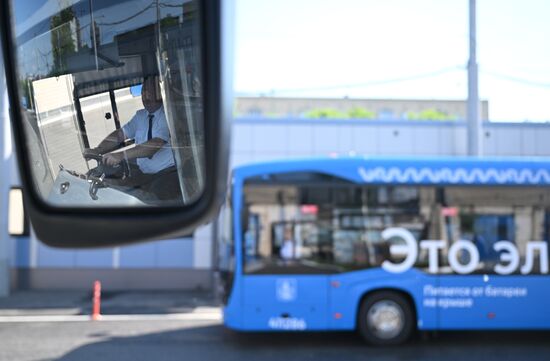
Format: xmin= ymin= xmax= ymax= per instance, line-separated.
xmin=12 ymin=0 xmax=205 ymax=206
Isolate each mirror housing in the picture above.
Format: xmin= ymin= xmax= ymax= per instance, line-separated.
xmin=0 ymin=0 xmax=233 ymax=247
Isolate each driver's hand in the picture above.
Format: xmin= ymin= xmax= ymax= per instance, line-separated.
xmin=83 ymin=148 xmax=101 ymax=159
xmin=103 ymin=152 xmax=124 ymax=166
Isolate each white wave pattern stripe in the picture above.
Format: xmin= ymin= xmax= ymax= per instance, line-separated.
xmin=358 ymin=167 xmax=550 ymax=185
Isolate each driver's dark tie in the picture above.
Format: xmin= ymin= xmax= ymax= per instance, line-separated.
xmin=147 ymin=114 xmax=154 ymax=141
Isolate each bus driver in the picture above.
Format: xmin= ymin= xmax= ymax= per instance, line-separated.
xmin=83 ymin=76 xmax=181 ymax=202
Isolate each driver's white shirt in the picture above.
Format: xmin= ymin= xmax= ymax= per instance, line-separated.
xmin=280 ymin=240 xmax=301 ymax=260
xmin=122 ymin=106 xmax=175 ymax=174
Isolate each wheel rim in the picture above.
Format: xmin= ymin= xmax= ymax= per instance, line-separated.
xmin=366 ymin=300 xmax=405 ymax=340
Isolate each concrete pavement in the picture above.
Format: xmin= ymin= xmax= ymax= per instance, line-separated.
xmin=0 ymin=290 xmax=217 ymax=316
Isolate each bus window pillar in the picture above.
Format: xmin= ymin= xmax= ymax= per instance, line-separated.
xmin=515 ymin=207 xmax=532 ymax=257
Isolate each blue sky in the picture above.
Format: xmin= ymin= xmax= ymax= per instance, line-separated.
xmin=235 ymin=0 xmax=550 ymax=121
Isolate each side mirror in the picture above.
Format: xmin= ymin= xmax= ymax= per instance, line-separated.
xmin=0 ymin=0 xmax=233 ymax=247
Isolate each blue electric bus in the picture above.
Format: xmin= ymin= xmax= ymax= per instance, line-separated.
xmin=218 ymin=157 xmax=550 ymax=345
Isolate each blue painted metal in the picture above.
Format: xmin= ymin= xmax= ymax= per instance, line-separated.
xmin=156 ymin=239 xmax=194 ymax=268
xmin=223 ymin=157 xmax=550 ymax=332
xmin=130 ymin=84 xmax=142 ymax=97
xmin=75 ymin=249 xmax=115 ymax=268
xmin=14 ymin=236 xmax=31 ymax=267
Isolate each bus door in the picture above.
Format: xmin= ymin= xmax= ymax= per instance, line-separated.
xmin=437 ymin=210 xmax=550 ymax=329
xmin=241 ymin=221 xmax=331 ymax=330
xmin=434 ymin=209 xmax=505 ymax=329
xmin=472 ymin=212 xmax=550 ymax=328
xmin=437 ymin=264 xmax=550 ymax=329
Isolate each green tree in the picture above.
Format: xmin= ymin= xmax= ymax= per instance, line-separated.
xmin=50 ymin=7 xmax=77 ymax=75
xmin=407 ymin=108 xmax=457 ymax=121
xmin=19 ymin=78 xmax=34 ymax=110
xmin=348 ymin=107 xmax=375 ymax=119
xmin=304 ymin=108 xmax=348 ymax=119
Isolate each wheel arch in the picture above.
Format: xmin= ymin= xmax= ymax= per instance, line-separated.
xmin=354 ymin=287 xmax=418 ymax=330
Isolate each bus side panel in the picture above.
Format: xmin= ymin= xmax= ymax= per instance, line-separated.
xmin=328 ymin=269 xmax=438 ymax=330
xmin=241 ymin=275 xmax=329 ymax=331
xmin=438 ymin=275 xmax=550 ymax=329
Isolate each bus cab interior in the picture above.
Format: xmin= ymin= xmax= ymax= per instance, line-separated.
xmin=16 ymin=0 xmax=203 ymax=206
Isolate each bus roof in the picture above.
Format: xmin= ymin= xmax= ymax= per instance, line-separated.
xmin=233 ymin=156 xmax=550 ymax=186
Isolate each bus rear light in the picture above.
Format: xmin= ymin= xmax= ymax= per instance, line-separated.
xmin=334 ymin=313 xmax=343 ymax=319
xmin=300 ymin=205 xmax=319 ymax=215
xmin=488 ymin=312 xmax=496 ymax=319
xmin=330 ymin=281 xmax=341 ymax=288
xmin=441 ymin=207 xmax=459 ymax=217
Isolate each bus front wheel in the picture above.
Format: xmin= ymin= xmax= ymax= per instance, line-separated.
xmin=358 ymin=291 xmax=414 ymax=345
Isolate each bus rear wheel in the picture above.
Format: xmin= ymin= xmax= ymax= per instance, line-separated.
xmin=358 ymin=291 xmax=414 ymax=345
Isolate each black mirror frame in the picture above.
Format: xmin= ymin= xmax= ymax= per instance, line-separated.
xmin=0 ymin=0 xmax=232 ymax=248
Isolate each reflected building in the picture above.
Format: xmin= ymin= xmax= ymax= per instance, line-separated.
xmin=235 ymin=96 xmax=490 ymax=121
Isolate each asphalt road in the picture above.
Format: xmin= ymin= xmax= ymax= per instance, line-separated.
xmin=2 ymin=318 xmax=550 ymax=361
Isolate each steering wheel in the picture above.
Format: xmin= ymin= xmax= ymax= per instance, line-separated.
xmin=84 ymin=152 xmax=103 ymax=164
xmin=82 ymin=152 xmax=106 ymax=200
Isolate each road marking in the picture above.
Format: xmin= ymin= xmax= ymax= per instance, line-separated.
xmin=0 ymin=312 xmax=222 ymax=323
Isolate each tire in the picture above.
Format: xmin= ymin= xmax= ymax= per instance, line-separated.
xmin=357 ymin=291 xmax=415 ymax=346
